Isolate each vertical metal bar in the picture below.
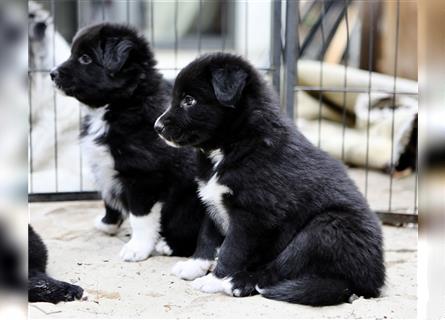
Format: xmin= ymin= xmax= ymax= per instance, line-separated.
xmin=77 ymin=0 xmax=81 ymax=28
xmin=51 ymin=0 xmax=59 ymax=191
xmin=77 ymin=0 xmax=83 ymax=191
xmin=414 ymin=147 xmax=418 ymax=213
xmin=294 ymin=3 xmax=300 ymax=120
xmin=126 ymin=0 xmax=130 ymax=23
xmin=150 ymin=0 xmax=155 ymax=47
xmin=317 ymin=0 xmax=326 ymax=147
xmin=102 ymin=0 xmax=106 ymax=21
xmin=271 ymin=0 xmax=282 ymax=95
xmin=197 ymin=0 xmax=202 ymax=55
xmin=364 ymin=2 xmax=375 ymax=200
xmin=174 ymin=0 xmax=178 ymax=72
xmin=77 ymin=0 xmax=82 ymax=27
xmin=245 ymin=1 xmax=249 ymax=58
xmin=389 ymin=0 xmax=401 ymax=212
xmin=284 ymin=0 xmax=297 ymax=119
xmin=221 ymin=1 xmax=227 ymax=52
xmin=341 ymin=0 xmax=350 ymax=161
xmin=78 ymin=106 xmax=83 ymax=192
xmin=28 ymin=72 xmax=34 ymax=193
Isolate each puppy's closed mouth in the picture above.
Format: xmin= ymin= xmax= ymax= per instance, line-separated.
xmin=53 ymin=82 xmax=75 ymax=96
xmin=157 ymin=133 xmax=181 ymax=148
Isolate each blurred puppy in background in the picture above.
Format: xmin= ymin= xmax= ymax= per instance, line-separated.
xmin=29 ymin=1 xmax=86 ymax=192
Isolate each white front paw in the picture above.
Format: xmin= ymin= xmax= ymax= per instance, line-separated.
xmin=119 ymin=239 xmax=154 ymax=262
xmin=191 ymin=273 xmax=233 ymax=295
xmin=172 ymin=259 xmax=213 ymax=280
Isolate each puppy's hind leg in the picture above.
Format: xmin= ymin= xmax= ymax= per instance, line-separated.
xmin=94 ymin=203 xmax=124 ymax=235
xmin=255 ymin=213 xmax=383 ymax=305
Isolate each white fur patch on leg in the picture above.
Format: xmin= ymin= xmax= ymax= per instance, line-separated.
xmin=191 ymin=273 xmax=233 ymax=295
xmin=94 ymin=214 xmax=120 ymax=235
xmin=155 ymin=237 xmax=173 ymax=256
xmin=119 ymin=202 xmax=162 ymax=262
xmin=172 ymin=259 xmax=214 ymax=280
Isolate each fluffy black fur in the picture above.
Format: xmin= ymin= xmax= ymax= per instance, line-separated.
xmin=28 ymin=225 xmax=84 ymax=303
xmin=0 ymin=224 xmax=23 ymax=291
xmin=51 ymin=23 xmax=205 ymax=258
xmin=156 ymin=53 xmax=385 ymax=306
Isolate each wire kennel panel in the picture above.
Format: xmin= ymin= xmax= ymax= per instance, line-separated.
xmin=28 ymin=0 xmax=418 ymax=224
xmin=28 ymin=0 xmax=280 ymax=200
xmin=284 ymin=0 xmax=418 ymax=220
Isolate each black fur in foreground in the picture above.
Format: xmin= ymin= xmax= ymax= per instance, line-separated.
xmin=28 ymin=225 xmax=84 ymax=303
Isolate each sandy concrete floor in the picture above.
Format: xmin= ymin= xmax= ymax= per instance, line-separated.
xmin=29 ymin=200 xmax=417 ymax=319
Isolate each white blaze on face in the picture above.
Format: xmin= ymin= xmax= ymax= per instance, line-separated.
xmin=119 ymin=202 xmax=163 ymax=262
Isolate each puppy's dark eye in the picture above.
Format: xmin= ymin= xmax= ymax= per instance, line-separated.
xmin=78 ymin=54 xmax=92 ymax=65
xmin=180 ymin=95 xmax=196 ymax=109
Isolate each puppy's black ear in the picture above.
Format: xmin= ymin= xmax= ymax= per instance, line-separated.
xmin=103 ymin=38 xmax=134 ymax=74
xmin=210 ymin=65 xmax=248 ymax=108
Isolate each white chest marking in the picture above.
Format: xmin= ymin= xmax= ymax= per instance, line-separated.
xmin=81 ymin=106 xmax=124 ymax=213
xmin=198 ymin=149 xmax=232 ymax=234
xmin=208 ymin=149 xmax=223 ymax=168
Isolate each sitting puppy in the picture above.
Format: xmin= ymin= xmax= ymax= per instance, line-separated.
xmin=51 ymin=23 xmax=206 ymax=261
xmin=29 ymin=225 xmax=84 ymax=303
xmin=155 ymin=53 xmax=385 ymax=306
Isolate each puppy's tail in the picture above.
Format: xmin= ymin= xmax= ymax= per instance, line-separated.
xmin=257 ymin=274 xmax=353 ymax=306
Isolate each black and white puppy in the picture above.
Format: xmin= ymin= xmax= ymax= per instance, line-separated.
xmin=155 ymin=53 xmax=385 ymax=306
xmin=29 ymin=225 xmax=84 ymax=303
xmin=51 ymin=23 xmax=206 ymax=261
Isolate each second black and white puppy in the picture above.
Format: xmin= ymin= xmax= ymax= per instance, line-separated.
xmin=51 ymin=23 xmax=206 ymax=261
xmin=155 ymin=53 xmax=385 ymax=306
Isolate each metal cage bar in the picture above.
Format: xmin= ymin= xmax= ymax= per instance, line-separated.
xmin=284 ymin=0 xmax=298 ymax=119
xmin=271 ymin=0 xmax=282 ymax=95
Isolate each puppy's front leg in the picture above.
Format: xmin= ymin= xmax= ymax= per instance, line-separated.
xmin=172 ymin=216 xmax=223 ymax=280
xmin=119 ymin=199 xmax=162 ymax=262
xmin=191 ymin=218 xmax=261 ymax=296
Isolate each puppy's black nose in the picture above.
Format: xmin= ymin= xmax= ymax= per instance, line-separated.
xmin=154 ymin=118 xmax=165 ymax=134
xmin=50 ymin=69 xmax=58 ymax=81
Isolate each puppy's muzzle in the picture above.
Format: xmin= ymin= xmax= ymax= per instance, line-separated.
xmin=50 ymin=69 xmax=59 ymax=81
xmin=154 ymin=118 xmax=165 ymax=135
